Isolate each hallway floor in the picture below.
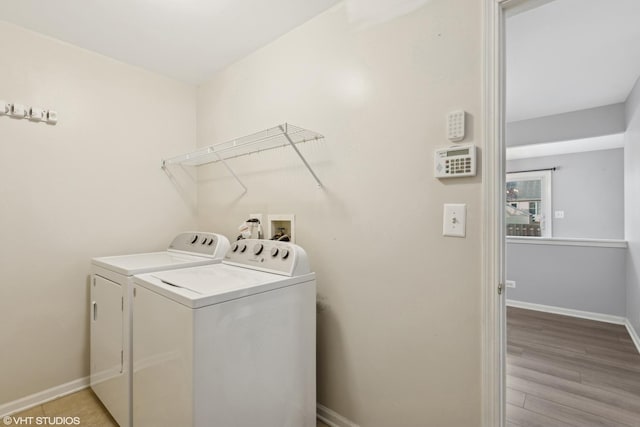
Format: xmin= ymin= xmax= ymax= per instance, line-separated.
xmin=507 ymin=306 xmax=640 ymax=426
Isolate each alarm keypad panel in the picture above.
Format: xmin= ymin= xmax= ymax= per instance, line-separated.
xmin=434 ymin=144 xmax=477 ymax=178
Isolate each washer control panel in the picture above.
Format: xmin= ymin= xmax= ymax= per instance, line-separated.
xmin=168 ymin=232 xmax=230 ymax=258
xmin=224 ymin=239 xmax=309 ymax=276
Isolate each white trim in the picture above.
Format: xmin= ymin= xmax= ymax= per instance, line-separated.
xmin=506 ymin=300 xmax=626 ymax=325
xmin=625 ymin=320 xmax=640 ymax=355
xmin=506 ymin=133 xmax=625 ymax=160
xmin=505 ymin=0 xmax=555 ymax=17
xmin=506 ymin=169 xmax=553 ymax=237
xmin=482 ymin=0 xmax=507 ymax=426
xmin=316 ymin=404 xmax=360 ymax=427
xmin=506 ymin=236 xmax=628 ymax=248
xmin=0 ymin=377 xmax=89 ymax=417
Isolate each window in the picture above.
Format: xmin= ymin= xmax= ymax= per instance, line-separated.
xmin=506 ymin=170 xmax=552 ymax=237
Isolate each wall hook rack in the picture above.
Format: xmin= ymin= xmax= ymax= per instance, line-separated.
xmin=0 ymin=100 xmax=57 ymax=124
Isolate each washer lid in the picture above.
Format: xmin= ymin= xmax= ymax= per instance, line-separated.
xmin=92 ymin=251 xmax=217 ymax=276
xmin=134 ymin=264 xmax=315 ymax=308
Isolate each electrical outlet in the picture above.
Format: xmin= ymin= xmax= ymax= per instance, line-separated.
xmin=506 ymin=280 xmax=516 ymax=288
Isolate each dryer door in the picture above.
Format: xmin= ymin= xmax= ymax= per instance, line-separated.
xmin=90 ymin=274 xmax=126 ymax=426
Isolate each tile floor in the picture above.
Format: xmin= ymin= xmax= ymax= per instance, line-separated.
xmin=10 ymin=388 xmax=330 ymax=426
xmin=10 ymin=389 xmax=117 ymax=426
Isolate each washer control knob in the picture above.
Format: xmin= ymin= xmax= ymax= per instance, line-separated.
xmin=239 ymin=243 xmax=247 ymax=253
xmin=231 ymin=242 xmax=239 ymax=252
xmin=253 ymin=243 xmax=264 ymax=255
xmin=208 ymin=238 xmax=214 ymax=246
xmin=280 ymin=248 xmax=290 ymax=260
xmin=270 ymin=247 xmax=279 ymax=257
xmin=190 ymin=235 xmax=199 ymax=244
xmin=201 ymin=238 xmax=208 ymax=245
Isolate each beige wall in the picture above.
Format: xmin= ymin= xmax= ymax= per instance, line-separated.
xmin=0 ymin=22 xmax=197 ymax=405
xmin=196 ymin=1 xmax=483 ymax=426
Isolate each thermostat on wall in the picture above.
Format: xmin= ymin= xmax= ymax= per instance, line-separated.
xmin=434 ymin=144 xmax=477 ymax=178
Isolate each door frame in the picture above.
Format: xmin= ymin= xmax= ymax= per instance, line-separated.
xmin=481 ymin=1 xmax=506 ymax=426
xmin=483 ymin=1 xmax=550 ymax=426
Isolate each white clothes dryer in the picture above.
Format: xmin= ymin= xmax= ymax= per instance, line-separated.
xmin=90 ymin=232 xmax=229 ymax=427
xmin=132 ymin=239 xmax=316 ymax=427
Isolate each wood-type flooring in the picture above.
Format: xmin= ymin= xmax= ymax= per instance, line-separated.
xmin=507 ymin=306 xmax=640 ymax=427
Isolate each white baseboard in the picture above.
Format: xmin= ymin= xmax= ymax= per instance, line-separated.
xmin=317 ymin=403 xmax=360 ymax=427
xmin=625 ymin=319 xmax=640 ymax=354
xmin=506 ymin=300 xmax=626 ymax=325
xmin=0 ymin=377 xmax=89 ymax=417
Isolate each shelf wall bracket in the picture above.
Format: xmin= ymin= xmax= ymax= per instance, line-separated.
xmin=215 ymin=152 xmax=248 ymax=194
xmin=280 ymin=125 xmax=323 ymax=188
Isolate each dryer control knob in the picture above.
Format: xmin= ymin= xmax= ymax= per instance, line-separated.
xmin=280 ymin=248 xmax=290 ymax=260
xmin=190 ymin=235 xmax=199 ymax=244
xmin=231 ymin=242 xmax=239 ymax=252
xmin=253 ymin=243 xmax=264 ymax=255
xmin=239 ymin=243 xmax=247 ymax=253
xmin=270 ymin=247 xmax=279 ymax=257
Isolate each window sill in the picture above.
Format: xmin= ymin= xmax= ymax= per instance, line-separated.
xmin=506 ymin=236 xmax=627 ymax=249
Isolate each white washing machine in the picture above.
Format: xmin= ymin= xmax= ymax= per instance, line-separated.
xmin=132 ymin=239 xmax=316 ymax=427
xmin=90 ymin=232 xmax=230 ymax=427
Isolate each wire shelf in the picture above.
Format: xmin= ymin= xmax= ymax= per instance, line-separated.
xmin=161 ymin=123 xmax=324 ymax=190
xmin=162 ymin=123 xmax=323 ymax=167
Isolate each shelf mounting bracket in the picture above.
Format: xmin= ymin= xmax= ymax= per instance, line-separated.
xmin=280 ymin=125 xmax=323 ymax=188
xmin=215 ymin=152 xmax=248 ymax=194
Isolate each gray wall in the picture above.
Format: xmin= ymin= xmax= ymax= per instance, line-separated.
xmin=507 ymin=103 xmax=626 ymax=147
xmin=506 ymin=242 xmax=627 ymax=316
xmin=507 ymin=148 xmax=624 ymax=239
xmin=625 ymin=75 xmax=640 ymax=336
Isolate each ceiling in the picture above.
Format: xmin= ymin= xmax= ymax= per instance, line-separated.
xmin=3 ymin=0 xmax=639 ymax=113
xmin=506 ymin=0 xmax=640 ymax=122
xmin=0 ymin=0 xmax=340 ymax=84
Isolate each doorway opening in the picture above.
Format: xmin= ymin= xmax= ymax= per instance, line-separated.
xmin=496 ymin=0 xmax=640 ymax=425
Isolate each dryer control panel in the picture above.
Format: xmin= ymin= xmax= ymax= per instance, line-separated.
xmin=224 ymin=239 xmax=310 ymax=276
xmin=168 ymin=232 xmax=230 ymax=258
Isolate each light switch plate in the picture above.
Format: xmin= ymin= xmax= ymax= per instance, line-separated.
xmin=443 ymin=203 xmax=466 ymax=237
xmin=554 ymin=210 xmax=565 ymax=219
